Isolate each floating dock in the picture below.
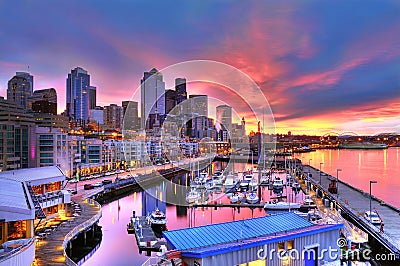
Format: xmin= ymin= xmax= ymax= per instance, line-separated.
xmin=130 ymin=216 xmax=167 ymax=256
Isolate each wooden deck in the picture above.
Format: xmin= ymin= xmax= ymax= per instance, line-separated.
xmin=33 ymin=199 xmax=101 ymax=265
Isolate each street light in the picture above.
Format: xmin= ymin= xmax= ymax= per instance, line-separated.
xmin=336 ymin=169 xmax=342 ymax=196
xmin=369 ymin=180 xmax=377 ymax=220
xmin=319 ymin=162 xmax=324 ymax=185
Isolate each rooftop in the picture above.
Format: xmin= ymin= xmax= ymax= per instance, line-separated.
xmin=163 ymin=212 xmax=314 ymax=251
xmin=0 ymin=178 xmax=34 ymax=220
xmin=0 ymin=166 xmax=66 ymax=185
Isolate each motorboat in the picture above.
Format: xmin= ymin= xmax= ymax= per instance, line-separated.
xmin=264 ymin=200 xmax=301 ymax=210
xmin=286 ymin=174 xmax=294 ymax=185
xmin=148 ymin=208 xmax=168 ymax=225
xmin=292 ymin=182 xmax=301 ymax=192
xmin=126 ymin=216 xmax=136 ymax=234
xmin=246 ymin=191 xmax=259 ymax=204
xmin=199 ymin=172 xmax=209 ymax=182
xmin=212 ymin=171 xmax=224 ymax=186
xmin=244 ymin=173 xmax=254 ymax=182
xmin=240 ymin=180 xmax=250 ymax=189
xmin=230 ymin=193 xmax=242 ymax=204
xmin=223 ymin=174 xmax=239 ymax=190
xmin=302 ymin=195 xmax=316 ymax=208
xmin=186 ymin=188 xmax=200 ymax=204
xmin=272 ymin=177 xmax=284 ymax=190
xmin=205 ymin=179 xmax=214 ymax=190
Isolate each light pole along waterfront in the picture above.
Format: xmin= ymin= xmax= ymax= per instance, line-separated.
xmin=336 ymin=168 xmax=342 ymax=196
xmin=319 ymin=162 xmax=324 ymax=185
xmin=369 ymin=180 xmax=377 ymax=221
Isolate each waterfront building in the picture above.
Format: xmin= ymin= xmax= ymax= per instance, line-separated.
xmin=140 ymin=68 xmax=165 ymax=129
xmin=0 ymin=166 xmax=71 ymax=220
xmin=179 ymin=141 xmax=198 ymax=157
xmin=7 ymin=72 xmax=34 ymax=109
xmin=27 ymin=88 xmax=57 ymax=114
xmin=122 ymin=140 xmax=145 ymax=168
xmin=0 ymin=178 xmax=35 ymax=266
xmin=0 ymin=97 xmax=36 ymax=171
xmin=163 ymin=212 xmax=343 ymax=266
xmin=35 ymin=126 xmax=69 ymax=170
xmin=103 ymin=139 xmax=123 ymax=170
xmin=66 ymin=67 xmax=91 ymax=122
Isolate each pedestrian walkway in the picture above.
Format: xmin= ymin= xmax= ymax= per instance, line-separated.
xmin=33 ymin=198 xmax=101 ymax=265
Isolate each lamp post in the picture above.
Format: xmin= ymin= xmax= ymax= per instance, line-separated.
xmin=319 ymin=162 xmax=324 ymax=185
xmin=369 ymin=180 xmax=377 ymax=220
xmin=336 ymin=169 xmax=342 ymax=196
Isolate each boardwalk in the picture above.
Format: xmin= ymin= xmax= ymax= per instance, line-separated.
xmin=305 ymin=166 xmax=400 ymax=253
xmin=33 ymin=199 xmax=101 ymax=265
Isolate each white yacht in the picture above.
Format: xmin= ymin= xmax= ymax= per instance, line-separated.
xmin=264 ymin=201 xmax=301 ymax=210
xmin=148 ymin=208 xmax=168 ymax=225
xmin=272 ymin=177 xmax=284 ymax=190
xmin=303 ymin=195 xmax=316 ymax=208
xmin=246 ymin=191 xmax=259 ymax=204
xmin=230 ymin=193 xmax=242 ymax=204
xmin=186 ymin=188 xmax=200 ymax=204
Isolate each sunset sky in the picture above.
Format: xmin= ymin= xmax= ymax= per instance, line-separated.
xmin=0 ymin=1 xmax=399 ymax=135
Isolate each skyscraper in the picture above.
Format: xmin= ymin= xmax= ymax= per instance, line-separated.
xmin=103 ymin=104 xmax=124 ymax=130
xmin=165 ymin=89 xmax=176 ymax=114
xmin=7 ymin=72 xmax=34 ymax=109
xmin=216 ymin=105 xmax=232 ymax=132
xmin=175 ymin=78 xmax=187 ymax=104
xmin=66 ymin=67 xmax=91 ymax=122
xmin=140 ymin=68 xmax=165 ymax=129
xmin=89 ymin=86 xmax=97 ymax=110
xmin=122 ymin=100 xmax=140 ymax=130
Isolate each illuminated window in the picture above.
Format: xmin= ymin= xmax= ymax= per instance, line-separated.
xmin=287 ymin=240 xmax=294 ymax=250
xmin=278 ymin=241 xmax=285 ymax=250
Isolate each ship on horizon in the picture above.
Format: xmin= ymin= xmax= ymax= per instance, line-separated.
xmin=338 ymin=142 xmax=388 ymax=150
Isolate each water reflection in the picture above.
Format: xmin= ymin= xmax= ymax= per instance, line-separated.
xmin=299 ymin=148 xmax=400 ymax=208
xmin=84 ymin=161 xmax=308 ymax=266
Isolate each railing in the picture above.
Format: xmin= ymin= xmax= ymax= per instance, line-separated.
xmin=141 ymin=257 xmax=173 ymax=266
xmin=62 ymin=198 xmax=102 ymax=266
xmin=0 ymin=238 xmax=35 ymax=265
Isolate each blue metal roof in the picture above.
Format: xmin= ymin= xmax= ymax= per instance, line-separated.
xmin=163 ymin=212 xmax=314 ymax=251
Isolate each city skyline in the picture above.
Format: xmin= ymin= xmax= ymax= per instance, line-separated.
xmin=0 ymin=1 xmax=399 ymax=135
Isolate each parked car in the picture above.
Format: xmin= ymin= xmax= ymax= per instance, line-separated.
xmin=67 ymin=189 xmax=77 ymax=195
xmin=364 ymin=211 xmax=382 ymax=225
xmin=84 ymin=184 xmax=94 ymax=190
xmin=93 ymin=182 xmax=103 ymax=187
xmin=102 ymin=179 xmax=112 ymax=185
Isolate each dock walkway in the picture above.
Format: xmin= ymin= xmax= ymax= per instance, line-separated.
xmin=34 ymin=198 xmax=101 ymax=265
xmin=304 ymin=166 xmax=400 ymax=256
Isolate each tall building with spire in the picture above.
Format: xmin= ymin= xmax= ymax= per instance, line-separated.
xmin=7 ymin=72 xmax=34 ymax=109
xmin=66 ymin=67 xmax=91 ymax=122
xmin=140 ymin=68 xmax=165 ymax=129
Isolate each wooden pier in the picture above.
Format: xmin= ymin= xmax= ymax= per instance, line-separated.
xmin=34 ymin=199 xmax=101 ymax=265
xmin=131 ymin=216 xmax=167 ymax=256
xmin=302 ymin=165 xmax=400 ymax=259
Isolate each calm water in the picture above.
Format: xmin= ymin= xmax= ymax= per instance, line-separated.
xmin=84 ymin=162 xmax=274 ymax=266
xmin=84 ymin=149 xmax=400 ymax=265
xmin=296 ymin=147 xmax=400 ymax=208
